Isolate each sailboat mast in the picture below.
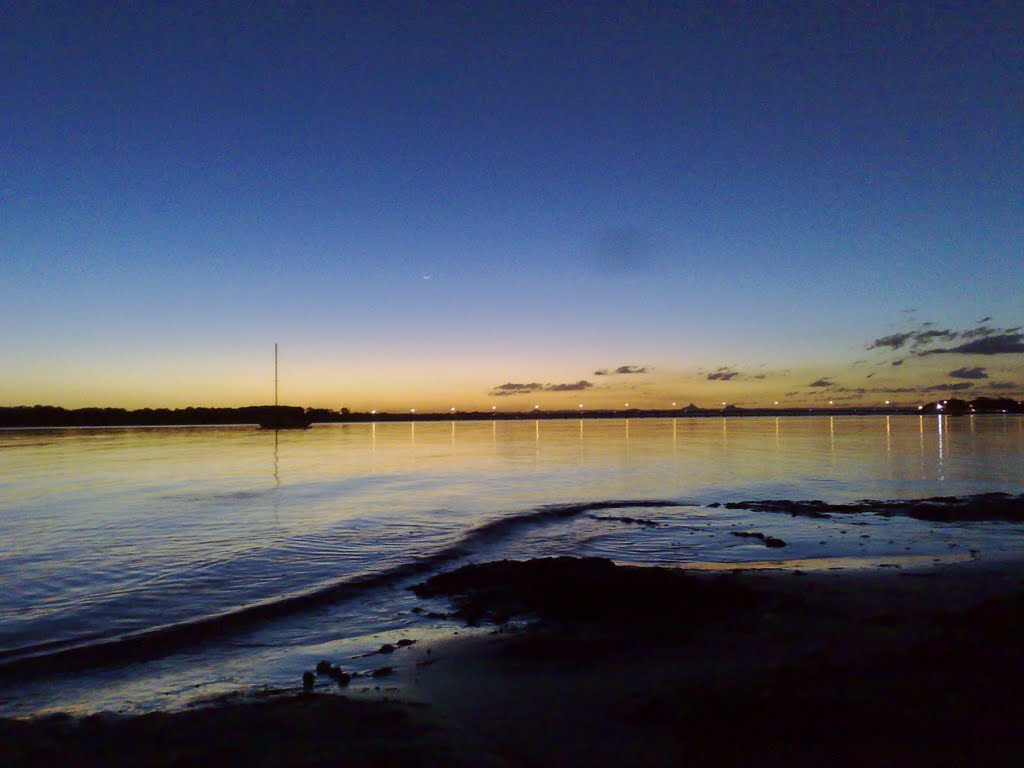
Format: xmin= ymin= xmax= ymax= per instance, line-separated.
xmin=274 ymin=343 xmax=279 ymax=406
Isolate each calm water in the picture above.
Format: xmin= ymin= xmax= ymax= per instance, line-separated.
xmin=2 ymin=415 xmax=1023 ymax=715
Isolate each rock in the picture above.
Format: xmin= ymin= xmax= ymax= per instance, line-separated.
xmin=371 ymin=666 xmax=394 ymax=678
xmin=302 ymin=671 xmax=315 ymax=691
xmin=327 ymin=668 xmax=352 ymax=686
xmin=377 ymin=643 xmax=396 ymax=654
xmin=707 ymin=502 xmax=721 ymax=508
xmin=764 ymin=537 xmax=787 ymax=548
xmin=396 ymin=638 xmax=416 ymax=647
xmin=315 ymin=660 xmax=333 ymax=675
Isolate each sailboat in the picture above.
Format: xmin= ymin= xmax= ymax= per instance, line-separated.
xmin=258 ymin=343 xmax=312 ymax=429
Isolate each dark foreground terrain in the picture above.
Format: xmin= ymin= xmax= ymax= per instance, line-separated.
xmin=3 ymin=557 xmax=1024 ymax=767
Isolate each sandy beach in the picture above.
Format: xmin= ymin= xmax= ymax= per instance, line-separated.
xmin=4 ymin=554 xmax=1024 ymax=767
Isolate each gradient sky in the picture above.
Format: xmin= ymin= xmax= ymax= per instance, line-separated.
xmin=3 ymin=2 xmax=1022 ymax=411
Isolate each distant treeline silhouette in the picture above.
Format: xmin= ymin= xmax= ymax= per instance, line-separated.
xmin=0 ymin=397 xmax=1020 ymax=428
xmin=0 ymin=405 xmax=345 ymax=428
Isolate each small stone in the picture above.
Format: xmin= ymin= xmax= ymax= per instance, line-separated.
xmin=315 ymin=660 xmax=333 ymax=674
xmin=377 ymin=643 xmax=396 ymax=654
xmin=302 ymin=671 xmax=315 ymax=691
xmin=371 ymin=666 xmax=394 ymax=678
xmin=396 ymin=638 xmax=416 ymax=647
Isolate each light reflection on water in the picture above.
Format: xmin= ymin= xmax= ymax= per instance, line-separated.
xmin=1 ymin=415 xmax=1023 ymax=715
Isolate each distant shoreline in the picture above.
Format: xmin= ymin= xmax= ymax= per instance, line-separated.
xmin=1 ymin=398 xmax=1020 ymax=428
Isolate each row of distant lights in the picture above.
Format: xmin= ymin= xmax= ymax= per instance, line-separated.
xmin=364 ymin=400 xmax=909 ymax=414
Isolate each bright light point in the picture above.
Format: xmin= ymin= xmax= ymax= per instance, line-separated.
xmin=885 ymin=401 xmax=890 ymax=405
xmin=774 ymin=401 xmax=779 ymax=405
xmin=410 ymin=408 xmax=415 ymax=413
xmin=624 ymin=403 xmax=629 ymax=407
xmin=937 ymin=404 xmax=944 ymax=410
xmin=578 ymin=404 xmax=583 ymax=408
xmin=534 ymin=405 xmax=539 ymax=409
xmin=671 ymin=402 xmax=677 ymax=407
xmin=829 ymin=401 xmax=833 ymax=405
xmin=491 ymin=406 xmax=496 ymax=410
xmin=450 ymin=407 xmax=455 ymax=412
xmin=918 ymin=405 xmax=924 ymax=410
xmin=721 ymin=402 xmax=726 ymax=406
xmin=370 ymin=409 xmax=376 ymax=415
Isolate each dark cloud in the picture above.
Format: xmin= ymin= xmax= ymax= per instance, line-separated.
xmin=920 ymin=332 xmax=1024 ymax=356
xmin=490 ymin=380 xmax=593 ymax=396
xmin=987 ymin=382 xmax=1019 ymax=391
xmin=867 ymin=328 xmax=956 ymax=351
xmin=959 ymin=325 xmax=997 ymax=340
xmin=867 ymin=332 xmax=914 ymax=351
xmin=595 ymin=365 xmax=649 ymax=375
xmin=491 ymin=382 xmax=544 ymax=396
xmin=707 ymin=367 xmax=740 ymax=381
xmin=865 ymin=372 xmax=876 ymax=378
xmin=923 ymin=382 xmax=975 ymax=392
xmin=808 ymin=378 xmax=834 ymax=387
xmin=546 ymin=380 xmax=593 ymax=392
xmin=870 ymin=320 xmax=1024 ymax=357
xmin=891 ymin=359 xmax=904 ymax=366
xmin=949 ymin=366 xmax=988 ymax=380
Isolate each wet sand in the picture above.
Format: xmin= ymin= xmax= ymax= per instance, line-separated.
xmin=3 ymin=556 xmax=1024 ymax=766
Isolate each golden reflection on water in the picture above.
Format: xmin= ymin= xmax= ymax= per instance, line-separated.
xmin=937 ymin=414 xmax=945 ymax=479
xmin=885 ymin=415 xmax=891 ymax=457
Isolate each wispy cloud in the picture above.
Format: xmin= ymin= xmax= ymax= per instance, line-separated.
xmin=868 ymin=320 xmax=1024 ymax=357
xmin=920 ymin=332 xmax=1024 ymax=356
xmin=490 ymin=380 xmax=594 ymax=396
xmin=594 ymin=365 xmax=649 ymax=376
xmin=808 ymin=378 xmax=834 ymax=387
xmin=923 ymin=382 xmax=974 ymax=392
xmin=706 ymin=367 xmax=740 ymax=381
xmin=949 ymin=366 xmax=988 ymax=380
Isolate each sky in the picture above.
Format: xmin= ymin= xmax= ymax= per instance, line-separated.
xmin=3 ymin=2 xmax=1022 ymax=411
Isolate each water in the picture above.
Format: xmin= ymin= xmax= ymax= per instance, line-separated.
xmin=1 ymin=415 xmax=1023 ymax=715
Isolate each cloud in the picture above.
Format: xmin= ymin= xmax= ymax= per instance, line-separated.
xmin=545 ymin=380 xmax=593 ymax=392
xmin=808 ymin=378 xmax=834 ymax=387
xmin=987 ymin=381 xmax=1019 ymax=391
xmin=594 ymin=365 xmax=649 ymax=376
xmin=707 ymin=367 xmax=740 ymax=381
xmin=869 ymin=320 xmax=1024 ymax=357
xmin=923 ymin=382 xmax=975 ymax=392
xmin=891 ymin=359 xmax=904 ymax=366
xmin=490 ymin=380 xmax=593 ymax=396
xmin=920 ymin=332 xmax=1024 ymax=356
xmin=491 ymin=382 xmax=544 ymax=396
xmin=867 ymin=332 xmax=914 ymax=351
xmin=949 ymin=366 xmax=988 ymax=380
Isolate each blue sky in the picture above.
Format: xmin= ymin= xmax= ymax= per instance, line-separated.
xmin=3 ymin=2 xmax=1022 ymax=409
